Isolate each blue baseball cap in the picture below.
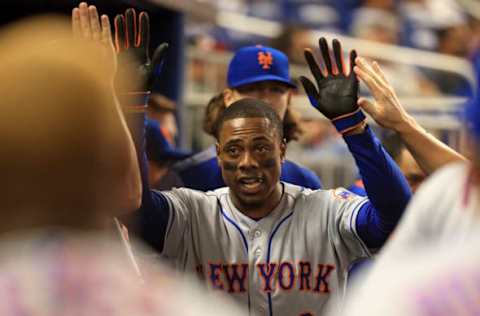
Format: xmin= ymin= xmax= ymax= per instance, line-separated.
xmin=227 ymin=45 xmax=296 ymax=89
xmin=146 ymin=119 xmax=192 ymax=162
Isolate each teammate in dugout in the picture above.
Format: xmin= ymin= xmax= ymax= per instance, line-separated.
xmin=118 ymin=11 xmax=412 ymax=314
xmin=173 ymin=45 xmax=322 ymax=191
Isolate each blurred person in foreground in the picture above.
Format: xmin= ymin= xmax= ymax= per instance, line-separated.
xmin=0 ymin=5 xmax=243 ymax=315
xmin=338 ymin=233 xmax=480 ymax=315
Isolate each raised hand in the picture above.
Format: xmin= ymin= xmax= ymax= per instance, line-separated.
xmin=300 ymin=37 xmax=365 ymax=134
xmin=72 ymin=2 xmax=116 ymax=82
xmin=353 ymin=57 xmax=411 ymax=132
xmin=114 ymin=8 xmax=168 ymax=91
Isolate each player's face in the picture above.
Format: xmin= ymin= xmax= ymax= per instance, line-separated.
xmin=225 ymin=81 xmax=292 ymax=120
xmin=217 ymin=117 xmax=285 ymax=216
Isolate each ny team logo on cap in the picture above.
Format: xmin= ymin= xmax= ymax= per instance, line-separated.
xmin=257 ymin=51 xmax=273 ymax=70
xmin=227 ymin=45 xmax=295 ymax=88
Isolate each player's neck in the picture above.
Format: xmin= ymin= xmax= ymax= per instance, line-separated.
xmin=232 ymin=183 xmax=284 ymax=220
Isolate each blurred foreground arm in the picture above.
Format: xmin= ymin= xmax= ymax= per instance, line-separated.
xmin=113 ymin=7 xmax=171 ymax=252
xmin=72 ymin=2 xmax=142 ymax=212
xmin=354 ymin=57 xmax=466 ymax=175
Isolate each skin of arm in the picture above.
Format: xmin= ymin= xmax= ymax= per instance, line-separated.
xmin=354 ymin=57 xmax=466 ymax=175
xmin=73 ymin=2 xmax=142 ymax=212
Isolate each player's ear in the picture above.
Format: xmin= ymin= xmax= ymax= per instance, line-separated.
xmin=223 ymin=88 xmax=235 ymax=107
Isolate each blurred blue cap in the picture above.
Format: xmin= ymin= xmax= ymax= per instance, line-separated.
xmin=146 ymin=119 xmax=191 ymax=162
xmin=227 ymin=45 xmax=295 ymax=89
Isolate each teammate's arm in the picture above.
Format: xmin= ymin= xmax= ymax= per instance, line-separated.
xmin=72 ymin=2 xmax=142 ymax=212
xmin=301 ymin=38 xmax=412 ymax=249
xmin=113 ymin=8 xmax=172 ymax=253
xmin=354 ymin=57 xmax=466 ymax=175
xmin=344 ymin=127 xmax=411 ymax=248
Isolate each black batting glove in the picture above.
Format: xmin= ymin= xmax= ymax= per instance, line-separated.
xmin=114 ymin=8 xmax=168 ymax=96
xmin=300 ymin=37 xmax=365 ymax=134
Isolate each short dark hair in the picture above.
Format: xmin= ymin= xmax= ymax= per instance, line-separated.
xmin=214 ymin=98 xmax=284 ymax=140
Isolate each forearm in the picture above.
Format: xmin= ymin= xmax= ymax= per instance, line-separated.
xmin=122 ymin=92 xmax=151 ymax=207
xmin=395 ymin=114 xmax=466 ymax=175
xmin=121 ymin=92 xmax=170 ymax=252
xmin=112 ymin=91 xmax=142 ymax=211
xmin=344 ymin=126 xmax=411 ymax=247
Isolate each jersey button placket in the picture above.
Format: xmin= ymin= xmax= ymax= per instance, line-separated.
xmin=248 ymin=226 xmax=266 ymax=316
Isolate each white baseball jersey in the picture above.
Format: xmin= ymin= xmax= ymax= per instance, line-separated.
xmin=160 ymin=182 xmax=371 ymax=316
xmin=337 ymin=234 xmax=480 ymax=316
xmin=0 ymin=231 xmax=243 ymax=316
xmin=373 ymin=162 xmax=480 ymax=263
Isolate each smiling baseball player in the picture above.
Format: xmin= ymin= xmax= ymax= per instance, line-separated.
xmin=120 ymin=16 xmax=412 ymax=313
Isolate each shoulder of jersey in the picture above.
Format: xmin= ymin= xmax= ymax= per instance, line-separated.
xmin=209 ymin=186 xmax=229 ymax=196
xmin=331 ymin=187 xmax=358 ymax=200
xmin=282 ymin=182 xmax=326 ymax=199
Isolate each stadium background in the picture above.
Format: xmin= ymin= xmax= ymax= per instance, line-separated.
xmin=3 ymin=0 xmax=478 ymax=188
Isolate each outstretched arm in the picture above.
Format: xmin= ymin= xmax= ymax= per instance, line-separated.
xmin=354 ymin=57 xmax=466 ymax=175
xmin=112 ymin=7 xmax=171 ymax=252
xmin=72 ymin=3 xmax=179 ymax=254
xmin=72 ymin=2 xmax=142 ymax=213
xmin=301 ymin=38 xmax=411 ymax=249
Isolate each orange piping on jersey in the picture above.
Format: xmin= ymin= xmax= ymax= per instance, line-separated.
xmin=353 ymin=179 xmax=364 ymax=189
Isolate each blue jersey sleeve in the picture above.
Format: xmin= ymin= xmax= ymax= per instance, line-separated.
xmin=123 ymin=98 xmax=171 ymax=253
xmin=343 ymin=126 xmax=412 ymax=249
